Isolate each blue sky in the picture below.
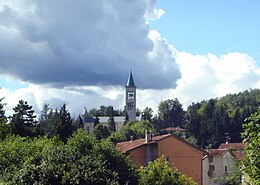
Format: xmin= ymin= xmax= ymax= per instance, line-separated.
xmin=0 ymin=0 xmax=259 ymax=116
xmin=150 ymin=0 xmax=260 ymax=63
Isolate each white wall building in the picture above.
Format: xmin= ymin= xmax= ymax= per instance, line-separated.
xmin=203 ymin=149 xmax=235 ymax=185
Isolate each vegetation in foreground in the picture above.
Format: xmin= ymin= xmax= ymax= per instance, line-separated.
xmin=1 ymin=89 xmax=260 ymax=184
xmin=0 ymin=129 xmax=138 ymax=184
xmin=242 ymin=110 xmax=260 ymax=184
xmin=0 ymin=129 xmax=198 ymax=185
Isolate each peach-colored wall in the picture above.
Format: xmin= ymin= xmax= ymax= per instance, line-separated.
xmin=158 ymin=137 xmax=204 ymax=185
xmin=129 ymin=143 xmax=159 ymax=167
xmin=129 ymin=145 xmax=146 ymax=167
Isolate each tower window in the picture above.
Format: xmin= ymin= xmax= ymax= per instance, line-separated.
xmin=127 ymin=102 xmax=134 ymax=110
xmin=128 ymin=91 xmax=134 ymax=99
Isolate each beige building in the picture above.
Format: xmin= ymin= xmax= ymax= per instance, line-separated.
xmin=203 ymin=149 xmax=234 ymax=185
xmin=203 ymin=143 xmax=246 ymax=185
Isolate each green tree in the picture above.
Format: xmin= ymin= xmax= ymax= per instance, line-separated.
xmin=0 ymin=97 xmax=6 ymax=123
xmin=138 ymin=156 xmax=197 ymax=185
xmin=136 ymin=108 xmax=141 ymax=116
xmin=9 ymin=100 xmax=37 ymax=137
xmin=108 ymin=106 xmax=116 ymax=132
xmin=92 ymin=123 xmax=110 ymax=140
xmin=48 ymin=104 xmax=74 ymax=141
xmin=0 ymin=97 xmax=9 ymax=140
xmin=186 ymin=102 xmax=202 ymax=145
xmin=111 ymin=120 xmax=155 ymax=142
xmin=37 ymin=103 xmax=52 ymax=135
xmin=73 ymin=115 xmax=84 ymax=130
xmin=186 ymin=89 xmax=260 ymax=148
xmin=142 ymin=107 xmax=153 ymax=122
xmin=0 ymin=129 xmax=138 ymax=184
xmin=158 ymin=98 xmax=186 ymax=128
xmin=93 ymin=115 xmax=100 ymax=127
xmin=88 ymin=105 xmax=125 ymax=117
xmin=242 ymin=110 xmax=260 ymax=184
xmin=56 ymin=104 xmax=74 ymax=141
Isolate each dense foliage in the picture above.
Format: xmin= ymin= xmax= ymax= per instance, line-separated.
xmin=0 ymin=129 xmax=138 ymax=184
xmin=186 ymin=89 xmax=260 ymax=148
xmin=0 ymin=97 xmax=8 ymax=140
xmin=138 ymin=156 xmax=197 ymax=185
xmin=242 ymin=110 xmax=260 ymax=184
xmin=157 ymin=98 xmax=186 ymax=129
xmin=37 ymin=104 xmax=78 ymax=141
xmin=110 ymin=120 xmax=155 ymax=142
xmin=88 ymin=105 xmax=125 ymax=117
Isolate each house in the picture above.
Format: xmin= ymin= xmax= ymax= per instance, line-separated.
xmin=202 ymin=143 xmax=246 ymax=185
xmin=218 ymin=142 xmax=246 ymax=151
xmin=117 ymin=131 xmax=206 ymax=185
xmin=202 ymin=149 xmax=235 ymax=185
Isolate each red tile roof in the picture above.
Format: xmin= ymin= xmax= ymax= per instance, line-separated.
xmin=207 ymin=149 xmax=227 ymax=156
xmin=218 ymin=143 xmax=246 ymax=150
xmin=231 ymin=151 xmax=246 ymax=160
xmin=116 ymin=134 xmax=171 ymax=153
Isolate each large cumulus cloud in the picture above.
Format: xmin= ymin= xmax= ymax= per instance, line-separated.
xmin=0 ymin=0 xmax=180 ymax=89
xmin=173 ymin=52 xmax=260 ymax=105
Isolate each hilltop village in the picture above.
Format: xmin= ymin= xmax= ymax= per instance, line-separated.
xmin=0 ymin=72 xmax=259 ymax=184
xmin=81 ymin=72 xmax=252 ymax=185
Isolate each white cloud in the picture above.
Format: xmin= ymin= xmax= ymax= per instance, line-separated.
xmin=0 ymin=0 xmax=179 ymax=89
xmin=1 ymin=84 xmax=126 ymax=117
xmin=145 ymin=0 xmax=165 ymax=21
xmin=0 ymin=0 xmax=259 ymax=118
xmin=172 ymin=52 xmax=260 ymax=106
xmin=1 ymin=49 xmax=260 ymax=117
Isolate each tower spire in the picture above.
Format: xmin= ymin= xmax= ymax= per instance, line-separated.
xmin=125 ymin=69 xmax=137 ymax=121
xmin=126 ymin=70 xmax=136 ymax=87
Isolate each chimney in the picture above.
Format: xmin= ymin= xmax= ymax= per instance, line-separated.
xmin=145 ymin=130 xmax=152 ymax=143
xmin=130 ymin=135 xmax=134 ymax=142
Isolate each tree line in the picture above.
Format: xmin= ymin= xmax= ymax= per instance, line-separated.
xmin=1 ymin=89 xmax=260 ymax=148
xmin=149 ymin=89 xmax=260 ymax=148
xmin=0 ymin=100 xmax=84 ymax=141
xmin=0 ymin=89 xmax=259 ymax=183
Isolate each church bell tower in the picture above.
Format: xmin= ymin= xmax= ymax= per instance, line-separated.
xmin=125 ymin=70 xmax=136 ymax=121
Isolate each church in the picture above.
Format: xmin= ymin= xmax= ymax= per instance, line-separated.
xmin=83 ymin=71 xmax=141 ymax=133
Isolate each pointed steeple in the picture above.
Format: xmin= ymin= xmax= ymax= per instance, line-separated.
xmin=126 ymin=70 xmax=136 ymax=87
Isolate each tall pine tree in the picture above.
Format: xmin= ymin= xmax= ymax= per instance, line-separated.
xmin=10 ymin=100 xmax=37 ymax=137
xmin=0 ymin=97 xmax=9 ymax=140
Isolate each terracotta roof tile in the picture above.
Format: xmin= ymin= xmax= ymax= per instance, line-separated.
xmin=231 ymin=151 xmax=246 ymax=160
xmin=116 ymin=134 xmax=171 ymax=153
xmin=218 ymin=143 xmax=246 ymax=150
xmin=207 ymin=149 xmax=227 ymax=156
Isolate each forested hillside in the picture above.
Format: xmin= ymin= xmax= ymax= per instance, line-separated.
xmin=186 ymin=89 xmax=260 ymax=148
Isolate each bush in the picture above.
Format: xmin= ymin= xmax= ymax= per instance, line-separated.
xmin=0 ymin=129 xmax=138 ymax=184
xmin=138 ymin=156 xmax=197 ymax=185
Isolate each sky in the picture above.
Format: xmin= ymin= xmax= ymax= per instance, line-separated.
xmin=0 ymin=0 xmax=259 ymax=117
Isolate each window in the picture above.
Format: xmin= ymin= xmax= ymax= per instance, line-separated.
xmin=128 ymin=91 xmax=134 ymax=99
xmin=127 ymin=102 xmax=134 ymax=110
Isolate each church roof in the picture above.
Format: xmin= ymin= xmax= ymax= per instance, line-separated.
xmin=126 ymin=71 xmax=136 ymax=87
